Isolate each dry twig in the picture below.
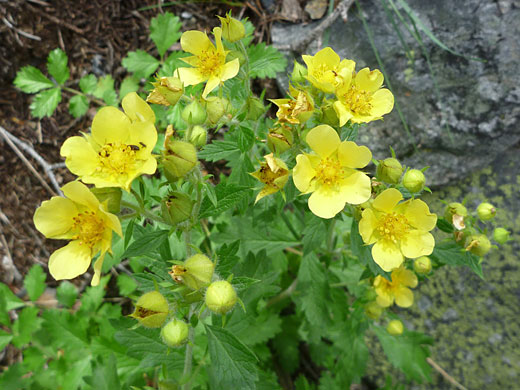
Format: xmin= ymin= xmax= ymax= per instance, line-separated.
xmin=427 ymin=357 xmax=468 ymax=390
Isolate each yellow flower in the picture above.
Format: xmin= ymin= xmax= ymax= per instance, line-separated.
xmin=250 ymin=153 xmax=290 ymax=203
xmin=302 ymin=47 xmax=355 ymax=93
xmin=293 ymin=125 xmax=372 ymax=219
xmin=269 ymin=86 xmax=314 ymax=124
xmin=217 ymin=14 xmax=245 ymax=42
xmin=334 ymin=67 xmax=394 ymax=126
xmin=359 ymin=188 xmax=437 ymax=272
xmin=178 ymin=27 xmax=240 ymax=98
xmin=33 ymin=181 xmax=122 ymax=286
xmin=61 ymin=92 xmax=158 ymax=191
xmin=374 ymin=267 xmax=418 ymax=308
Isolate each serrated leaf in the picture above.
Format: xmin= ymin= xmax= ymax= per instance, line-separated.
xmin=150 ymin=12 xmax=182 ymax=57
xmin=93 ymin=75 xmax=118 ymax=106
xmin=436 ymin=218 xmax=454 ymax=233
xmin=12 ymin=306 xmax=41 ymax=347
xmin=56 ymin=281 xmax=78 ymax=308
xmin=14 ymin=66 xmax=54 ymax=93
xmin=248 ymin=43 xmax=287 ymax=79
xmin=47 ymin=48 xmax=69 ymax=84
xmin=273 ymin=316 xmax=300 ymax=374
xmin=117 ymin=274 xmax=137 ymax=296
xmin=205 ymin=324 xmax=258 ymax=390
xmin=302 ymin=216 xmax=324 ymax=254
xmin=0 ymin=329 xmax=12 ymax=350
xmin=23 ymin=264 xmax=46 ymax=301
xmin=199 ymin=183 xmax=252 ymax=218
xmin=199 ymin=140 xmax=240 ymax=162
xmin=119 ymin=76 xmax=140 ymax=100
xmin=122 ymin=50 xmax=160 ymax=79
xmin=237 ymin=124 xmax=255 ymax=152
xmin=122 ymin=229 xmax=169 ymax=258
xmin=0 ymin=283 xmax=24 ymax=326
xmin=231 ymin=276 xmax=260 ymax=291
xmin=30 ymin=87 xmax=61 ymax=118
xmin=431 ymin=241 xmax=484 ymax=279
xmin=69 ymin=94 xmax=89 ymax=118
xmin=79 ymin=74 xmax=97 ymax=94
xmin=41 ymin=309 xmax=88 ymax=351
xmin=87 ymin=355 xmax=121 ymax=390
xmin=216 ymin=241 xmax=240 ymax=277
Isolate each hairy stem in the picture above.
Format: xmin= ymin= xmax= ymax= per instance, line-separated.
xmin=120 ymin=200 xmax=168 ymax=225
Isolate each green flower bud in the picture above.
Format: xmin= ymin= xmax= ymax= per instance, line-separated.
xmin=170 ymin=254 xmax=215 ymax=291
xmin=444 ymin=202 xmax=468 ymax=221
xmin=130 ymin=291 xmax=169 ymax=328
xmin=227 ymin=50 xmax=246 ymax=66
xmin=90 ymin=187 xmax=122 ymax=214
xmin=365 ymin=301 xmax=383 ymax=320
xmin=402 ymin=169 xmax=425 ymax=193
xmin=158 ymin=380 xmax=178 ymax=390
xmin=205 ymin=280 xmax=237 ymax=315
xmin=467 ymin=234 xmax=492 ymax=257
xmin=161 ymin=319 xmax=189 ymax=348
xmin=162 ymin=192 xmax=193 ymax=224
xmin=246 ymin=97 xmax=265 ymax=121
xmin=320 ymin=100 xmax=339 ymax=127
xmin=267 ymin=126 xmax=293 ymax=154
xmin=387 ymin=320 xmax=404 ymax=336
xmin=493 ymin=227 xmax=510 ymax=244
xmin=217 ymin=14 xmax=245 ymax=42
xmin=477 ymin=202 xmax=496 ymax=221
xmin=189 ymin=125 xmax=207 ymax=148
xmin=204 ymin=96 xmax=230 ymax=124
xmin=182 ymin=100 xmax=207 ymax=125
xmin=413 ymin=256 xmax=432 ymax=274
xmin=377 ymin=158 xmax=403 ymax=184
xmin=161 ymin=126 xmax=198 ymax=181
xmin=290 ymin=61 xmax=308 ymax=83
xmin=147 ymin=77 xmax=184 ymax=107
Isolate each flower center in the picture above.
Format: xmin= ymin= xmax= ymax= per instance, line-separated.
xmin=98 ymin=142 xmax=139 ymax=176
xmin=258 ymin=164 xmax=287 ymax=186
xmin=341 ymin=86 xmax=372 ymax=115
xmin=72 ymin=211 xmax=105 ymax=247
xmin=377 ymin=212 xmax=410 ymax=243
xmin=198 ymin=50 xmax=223 ymax=77
xmin=316 ymin=157 xmax=342 ymax=187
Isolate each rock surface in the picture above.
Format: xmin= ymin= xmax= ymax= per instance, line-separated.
xmin=271 ymin=0 xmax=520 ymax=186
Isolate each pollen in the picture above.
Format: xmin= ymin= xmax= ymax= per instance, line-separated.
xmin=198 ymin=50 xmax=223 ymax=77
xmin=71 ymin=211 xmax=105 ymax=248
xmin=98 ymin=142 xmax=138 ymax=176
xmin=316 ymin=157 xmax=342 ymax=187
xmin=341 ymin=86 xmax=372 ymax=115
xmin=377 ymin=212 xmax=410 ymax=243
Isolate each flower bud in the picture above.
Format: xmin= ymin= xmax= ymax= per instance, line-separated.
xmin=217 ymin=14 xmax=245 ymax=42
xmin=189 ymin=125 xmax=207 ymax=148
xmin=270 ymin=86 xmax=314 ymax=124
xmin=413 ymin=256 xmax=432 ymax=274
xmin=170 ymin=254 xmax=215 ymax=291
xmin=376 ymin=158 xmax=403 ymax=184
xmin=205 ymin=280 xmax=237 ymax=315
xmin=444 ymin=202 xmax=468 ymax=221
xmin=227 ymin=50 xmax=246 ymax=66
xmin=204 ymin=96 xmax=230 ymax=124
xmin=365 ymin=301 xmax=383 ymax=319
xmin=320 ymin=100 xmax=339 ymax=127
xmin=130 ymin=291 xmax=169 ymax=328
xmin=291 ymin=61 xmax=308 ymax=84
xmin=246 ymin=97 xmax=265 ymax=121
xmin=477 ymin=202 xmax=496 ymax=221
xmin=147 ymin=77 xmax=184 ymax=107
xmin=90 ymin=187 xmax=122 ymax=214
xmin=493 ymin=227 xmax=510 ymax=244
xmin=182 ymin=100 xmax=207 ymax=125
xmin=161 ymin=319 xmax=189 ymax=348
xmin=466 ymin=234 xmax=491 ymax=257
xmin=387 ymin=320 xmax=404 ymax=336
xmin=162 ymin=192 xmax=193 ymax=224
xmin=402 ymin=169 xmax=425 ymax=193
xmin=161 ymin=126 xmax=198 ymax=181
xmin=267 ymin=126 xmax=293 ymax=154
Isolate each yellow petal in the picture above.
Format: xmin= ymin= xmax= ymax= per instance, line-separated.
xmin=48 ymin=240 xmax=92 ymax=281
xmin=138 ymin=155 xmax=158 ymax=175
xmin=180 ymin=55 xmax=199 ymax=67
xmin=308 ymin=186 xmax=345 ymax=219
xmin=400 ymin=230 xmax=435 ymax=259
xmin=372 ymin=240 xmax=404 ymax=271
xmin=178 ymin=67 xmax=207 ymax=86
xmin=181 ymin=30 xmax=213 ymax=56
xmin=404 ymin=199 xmax=437 ymax=231
xmin=60 ymin=136 xmax=99 ymax=176
xmin=213 ymin=27 xmax=224 ymax=54
xmin=340 ymin=170 xmax=371 ymax=205
xmin=220 ymin=58 xmax=240 ymax=81
xmin=255 ymin=185 xmax=278 ymax=203
xmin=354 ymin=68 xmax=384 ymax=92
xmin=313 ymin=47 xmax=340 ymax=68
xmin=293 ymin=154 xmax=316 ymax=192
xmin=370 ymin=88 xmax=394 ymax=117
xmin=202 ymin=76 xmax=220 ymax=98
xmin=90 ymin=251 xmax=106 ymax=286
xmin=393 ymin=267 xmax=418 ymax=288
xmin=306 ymin=125 xmax=340 ymax=158
xmin=34 ymin=197 xmax=77 ymax=238
xmin=372 ymin=188 xmax=402 ymax=213
xmin=333 ymin=101 xmax=352 ymax=127
xmin=127 ymin=121 xmax=158 ymax=152
xmin=99 ymin=209 xmax=123 ymax=237
xmin=91 ymin=106 xmax=131 ymax=146
xmin=376 ymin=294 xmax=393 ymax=308
xmin=338 ymin=141 xmax=372 ymax=169
xmin=61 ymin=181 xmax=100 ymax=210
xmin=359 ymin=208 xmax=378 ymax=245
xmin=122 ymin=92 xmax=155 ymax=123
xmin=394 ymin=287 xmax=414 ymax=308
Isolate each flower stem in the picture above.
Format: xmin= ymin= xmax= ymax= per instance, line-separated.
xmin=62 ymin=86 xmax=105 ymax=106
xmin=120 ymin=200 xmax=168 ymax=225
xmin=182 ymin=304 xmax=195 ymax=390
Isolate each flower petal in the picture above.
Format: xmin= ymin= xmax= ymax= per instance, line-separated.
xmin=180 ymin=30 xmax=213 ymax=56
xmin=372 ymin=188 xmax=402 ymax=213
xmin=91 ymin=106 xmax=131 ymax=146
xmin=48 ymin=240 xmax=92 ymax=281
xmin=99 ymin=209 xmax=123 ymax=237
xmin=333 ymin=100 xmax=352 ymax=127
xmin=202 ymin=76 xmax=220 ymax=98
xmin=178 ymin=67 xmax=207 ymax=86
xmin=370 ymin=88 xmax=394 ymax=117
xmin=127 ymin=121 xmax=158 ymax=153
xmin=308 ymin=186 xmax=345 ymax=219
xmin=122 ymin=92 xmax=155 ymax=123
xmin=359 ymin=208 xmax=378 ymax=245
xmin=313 ymin=47 xmax=340 ymax=68
xmin=61 ymin=181 xmax=100 ymax=210
xmin=354 ymin=68 xmax=384 ymax=92
xmin=404 ymin=199 xmax=437 ymax=231
xmin=372 ymin=240 xmax=404 ymax=272
xmin=60 ymin=136 xmax=99 ymax=176
xmin=213 ymin=27 xmax=224 ymax=54
xmin=338 ymin=141 xmax=372 ymax=169
xmin=394 ymin=287 xmax=414 ymax=308
xmin=306 ymin=125 xmax=340 ymax=158
xmin=400 ymin=230 xmax=435 ymax=259
xmin=340 ymin=170 xmax=371 ymax=205
xmin=293 ymin=154 xmax=316 ymax=193
xmin=220 ymin=58 xmax=240 ymax=81
xmin=34 ymin=197 xmax=77 ymax=238
xmin=90 ymin=250 xmax=106 ymax=286
xmin=392 ymin=267 xmax=418 ymax=288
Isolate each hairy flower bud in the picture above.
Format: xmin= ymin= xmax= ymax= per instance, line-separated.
xmin=413 ymin=256 xmax=432 ymax=274
xmin=387 ymin=320 xmax=404 ymax=336
xmin=466 ymin=234 xmax=491 ymax=257
xmin=291 ymin=61 xmax=308 ymax=83
xmin=161 ymin=319 xmax=189 ymax=347
xmin=205 ymin=280 xmax=237 ymax=315
xmin=162 ymin=192 xmax=193 ymax=224
xmin=161 ymin=126 xmax=198 ymax=181
xmin=130 ymin=291 xmax=169 ymax=328
xmin=189 ymin=125 xmax=207 ymax=148
xmin=365 ymin=301 xmax=383 ymax=319
xmin=377 ymin=158 xmax=403 ymax=184
xmin=477 ymin=202 xmax=496 ymax=221
xmin=267 ymin=126 xmax=293 ymax=154
xmin=182 ymin=100 xmax=207 ymax=125
xmin=204 ymin=96 xmax=230 ymax=124
xmin=217 ymin=14 xmax=245 ymax=42
xmin=320 ymin=100 xmax=339 ymax=127
xmin=147 ymin=77 xmax=184 ymax=107
xmin=493 ymin=227 xmax=510 ymax=244
xmin=90 ymin=187 xmax=122 ymax=214
xmin=170 ymin=254 xmax=215 ymax=291
xmin=402 ymin=169 xmax=425 ymax=193
xmin=444 ymin=202 xmax=468 ymax=221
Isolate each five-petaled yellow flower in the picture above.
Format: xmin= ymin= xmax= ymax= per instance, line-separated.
xmin=334 ymin=67 xmax=394 ymax=126
xmin=61 ymin=92 xmax=158 ymax=191
xmin=359 ymin=188 xmax=437 ymax=272
xmin=269 ymin=85 xmax=314 ymax=124
xmin=293 ymin=125 xmax=372 ymax=219
xmin=250 ymin=153 xmax=290 ymax=203
xmin=33 ymin=181 xmax=122 ymax=286
xmin=302 ymin=47 xmax=355 ymax=93
xmin=178 ymin=27 xmax=240 ymax=98
xmin=373 ymin=267 xmax=418 ymax=308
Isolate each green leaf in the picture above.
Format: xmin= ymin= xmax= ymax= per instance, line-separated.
xmin=205 ymin=324 xmax=258 ymax=390
xmin=436 ymin=217 xmax=454 ymax=233
xmin=69 ymin=94 xmax=89 ymax=118
xmin=231 ymin=276 xmax=260 ymax=291
xmin=56 ymin=281 xmax=78 ymax=308
xmin=199 ymin=183 xmax=252 ymax=218
xmin=0 ymin=329 xmax=12 ymax=350
xmin=122 ymin=229 xmax=169 ymax=258
xmin=122 ymin=50 xmax=160 ymax=79
xmin=79 ymin=74 xmax=97 ymax=94
xmin=431 ymin=241 xmax=484 ymax=279
xmin=0 ymin=283 xmax=24 ymax=325
xmin=119 ymin=76 xmax=140 ymax=100
xmin=247 ymin=43 xmax=287 ymax=79
xmin=23 ymin=264 xmax=46 ymax=301
xmin=47 ymin=48 xmax=69 ymax=84
xmin=373 ymin=325 xmax=433 ymax=383
xmin=12 ymin=306 xmax=41 ymax=347
xmin=216 ymin=241 xmax=240 ymax=278
xmin=273 ymin=316 xmax=300 ymax=374
xmin=350 ymin=219 xmax=390 ymax=279
xmin=159 ymin=51 xmax=190 ymax=77
xmin=0 ymin=363 xmax=31 ymax=390
xmin=302 ymin=216 xmax=325 ymax=254
xmin=30 ymin=87 xmax=61 ymax=118
xmin=150 ymin=12 xmax=182 ymax=57
xmin=14 ymin=66 xmax=54 ymax=93
xmin=117 ymin=274 xmax=137 ymax=296
xmin=237 ymin=124 xmax=255 ymax=152
xmin=93 ymin=75 xmax=118 ymax=106
xmin=199 ymin=140 xmax=241 ymax=162
xmin=86 ymin=355 xmax=122 ymax=390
